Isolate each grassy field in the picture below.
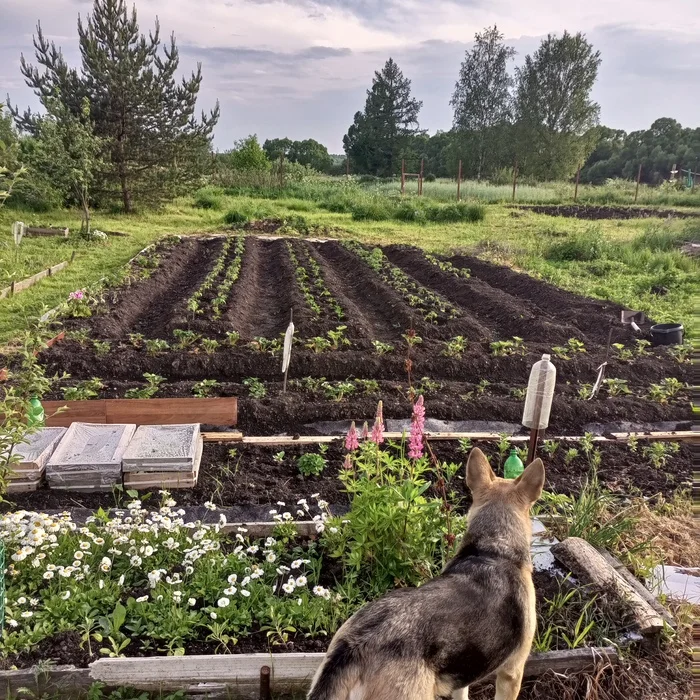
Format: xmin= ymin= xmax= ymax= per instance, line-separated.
xmin=0 ymin=182 xmax=697 ymax=343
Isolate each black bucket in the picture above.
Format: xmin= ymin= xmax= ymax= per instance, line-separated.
xmin=650 ymin=323 xmax=684 ymax=346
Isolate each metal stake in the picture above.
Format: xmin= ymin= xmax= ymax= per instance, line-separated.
xmin=259 ymin=665 xmax=271 ymax=700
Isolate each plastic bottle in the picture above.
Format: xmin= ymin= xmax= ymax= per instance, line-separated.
xmin=522 ymin=354 xmax=557 ymax=430
xmin=504 ymin=448 xmax=524 ymax=479
xmin=27 ymin=397 xmax=45 ymax=428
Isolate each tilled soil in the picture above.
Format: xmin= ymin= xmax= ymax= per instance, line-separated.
xmin=516 ymin=204 xmax=700 ymax=220
xmin=6 ymin=439 xmax=691 ymax=513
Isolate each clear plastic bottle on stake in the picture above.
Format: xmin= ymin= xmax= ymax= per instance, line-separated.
xmin=522 ymin=354 xmax=556 ymax=462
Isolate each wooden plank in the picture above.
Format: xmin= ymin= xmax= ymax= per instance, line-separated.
xmin=43 ymin=400 xmax=107 ymax=427
xmin=0 ymin=261 xmax=70 ymax=300
xmin=552 ymin=537 xmax=665 ymax=636
xmin=0 ymin=665 xmax=92 ymax=698
xmin=203 ymin=430 xmax=697 ymax=446
xmin=25 ymin=226 xmax=69 ymax=237
xmin=105 ymin=397 xmax=237 ymax=426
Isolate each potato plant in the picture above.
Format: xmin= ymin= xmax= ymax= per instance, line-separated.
xmin=425 ymin=253 xmax=470 ymax=279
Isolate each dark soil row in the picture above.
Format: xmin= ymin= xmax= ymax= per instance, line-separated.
xmin=6 ymin=439 xmax=691 ymax=513
xmin=517 ymin=204 xmax=700 ymax=220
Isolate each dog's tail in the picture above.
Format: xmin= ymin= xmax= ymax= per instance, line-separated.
xmin=308 ymin=639 xmax=360 ymax=700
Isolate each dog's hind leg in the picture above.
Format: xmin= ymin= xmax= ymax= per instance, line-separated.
xmin=494 ymin=661 xmax=525 ymax=700
xmin=452 ymin=687 xmax=468 ymax=700
xmin=360 ymin=663 xmax=436 ymax=700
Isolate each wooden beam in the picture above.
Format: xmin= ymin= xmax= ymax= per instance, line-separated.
xmin=552 ymin=537 xmax=665 ymax=636
xmin=42 ymin=397 xmax=237 ymax=427
xmin=202 ymin=431 xmax=243 ymax=443
xmin=0 ymin=646 xmax=618 ymax=698
xmin=24 ymin=226 xmax=69 ymax=237
xmin=0 ymin=261 xmax=70 ymax=300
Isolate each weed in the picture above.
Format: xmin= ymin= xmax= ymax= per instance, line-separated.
xmin=273 ymin=451 xmax=285 ymax=464
xmin=627 ymin=435 xmax=639 ymax=453
xmin=243 ymin=377 xmax=266 ymax=398
xmin=563 ymin=448 xmax=579 ymax=465
xmin=457 ymin=437 xmax=473 ymax=455
xmin=642 ymin=441 xmax=680 ymax=469
xmin=223 ymin=209 xmax=249 ymax=226
xmin=576 ymin=383 xmax=593 ymax=400
xmin=297 ymin=453 xmax=327 ymax=477
xmin=93 ymin=339 xmax=111 ymax=356
xmin=541 ymin=440 xmax=560 ymax=457
xmin=416 ymin=376 xmax=441 ymax=395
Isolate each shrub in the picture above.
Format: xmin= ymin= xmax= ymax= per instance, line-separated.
xmin=321 ymin=196 xmax=353 ymax=213
xmin=424 ymin=173 xmax=436 ymax=182
xmin=297 ymin=453 xmax=327 ymax=477
xmin=193 ymin=187 xmax=224 ymax=210
xmin=351 ymin=201 xmax=392 ymax=221
xmin=545 ymin=227 xmax=606 ymax=262
xmin=426 ymin=202 xmax=486 ymax=223
xmin=223 ymin=209 xmax=249 ymax=226
xmin=394 ymin=202 xmax=427 ymax=223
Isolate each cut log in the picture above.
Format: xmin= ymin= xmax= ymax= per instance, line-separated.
xmin=551 ymin=537 xmax=665 ymax=636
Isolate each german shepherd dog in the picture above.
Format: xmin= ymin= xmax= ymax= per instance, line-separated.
xmin=307 ymin=447 xmax=545 ymax=700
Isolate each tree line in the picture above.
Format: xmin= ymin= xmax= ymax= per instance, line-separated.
xmin=341 ymin=27 xmax=700 ymax=185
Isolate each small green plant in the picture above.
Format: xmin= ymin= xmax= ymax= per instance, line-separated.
xmin=627 ymin=435 xmax=639 ymax=453
xmin=402 ymin=331 xmax=423 ymax=347
xmin=63 ymin=377 xmax=104 ymax=401
xmin=642 ymin=441 xmax=680 ymax=469
xmin=249 ymin=337 xmax=281 ymax=355
xmin=579 ymin=432 xmax=595 ymax=456
xmin=442 ymin=336 xmax=468 ymax=357
xmin=97 ymin=601 xmax=131 ymax=657
xmin=634 ymin=339 xmax=651 ymax=356
xmin=192 ymin=379 xmax=220 ymax=398
xmin=576 ymin=383 xmax=593 ymax=400
xmin=603 ymin=378 xmax=631 ymax=396
xmin=496 ymin=433 xmax=511 ymax=467
xmin=327 ymin=325 xmax=350 ymax=350
xmin=173 ymin=329 xmax=200 ymax=350
xmin=457 ymin=437 xmax=473 ymax=455
xmin=322 ymin=380 xmax=356 ymax=402
xmin=551 ymin=338 xmax=586 ymax=361
xmin=666 ymin=341 xmax=691 ymax=363
xmin=490 ymin=336 xmax=525 ymax=357
xmin=144 ymin=339 xmax=170 ymax=355
xmin=127 ymin=332 xmax=144 ymax=348
xmin=564 ymin=448 xmax=579 ymax=465
xmin=201 ymin=338 xmax=220 ymax=354
xmin=647 ymin=377 xmax=685 ymax=404
xmin=372 ymin=340 xmax=394 ymax=355
xmin=462 ymin=379 xmax=490 ymax=401
xmin=93 ymin=339 xmax=111 ymax=356
xmin=243 ymin=377 xmax=266 ymax=398
xmin=355 ymin=379 xmax=380 ymax=395
xmin=509 ymin=387 xmax=527 ymax=400
xmin=125 ymin=373 xmax=166 ymax=399
xmin=305 ymin=336 xmax=331 ymax=353
xmin=611 ymin=343 xmax=635 ymax=362
xmin=297 ymin=452 xmax=327 ymax=477
xmin=541 ymin=440 xmax=560 ymax=457
xmin=225 ymin=331 xmax=241 ymax=347
xmin=416 ymin=376 xmax=441 ymax=395
xmin=273 ymin=451 xmax=285 ymax=464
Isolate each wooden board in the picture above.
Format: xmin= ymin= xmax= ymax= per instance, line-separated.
xmin=43 ymin=398 xmax=237 ymax=427
xmin=24 ymin=226 xmax=69 ymax=237
xmin=0 ymin=262 xmax=70 ymax=300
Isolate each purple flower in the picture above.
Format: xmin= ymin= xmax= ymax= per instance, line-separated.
xmin=408 ymin=395 xmax=425 ymax=460
xmin=370 ymin=401 xmax=384 ymax=445
xmin=345 ymin=421 xmax=359 ymax=451
xmin=69 ymin=290 xmax=84 ymax=301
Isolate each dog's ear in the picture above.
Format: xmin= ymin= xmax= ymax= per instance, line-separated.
xmin=466 ymin=447 xmax=495 ymax=494
xmin=514 ymin=458 xmax=545 ymax=504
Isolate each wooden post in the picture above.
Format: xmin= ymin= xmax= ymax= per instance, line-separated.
xmin=457 ymin=160 xmax=462 ymax=201
xmin=634 ymin=164 xmax=642 ymax=203
xmin=10 ymin=280 xmax=14 ymax=297
xmin=527 ymin=428 xmax=540 ymax=464
xmin=511 ymin=158 xmax=518 ymax=202
xmin=401 ymin=159 xmax=406 ymax=195
xmin=259 ymin=665 xmax=271 ymax=700
xmin=70 ymin=250 xmax=77 ymax=263
xmin=573 ymin=163 xmax=581 ymax=202
xmin=419 ymin=158 xmax=424 ymax=195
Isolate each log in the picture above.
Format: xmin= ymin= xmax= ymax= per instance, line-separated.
xmin=551 ymin=537 xmax=665 ymax=636
xmin=0 ymin=647 xmax=618 ymax=699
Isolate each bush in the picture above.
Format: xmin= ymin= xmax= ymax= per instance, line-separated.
xmin=223 ymin=209 xmax=249 ymax=226
xmin=320 ymin=195 xmax=354 ymax=213
xmin=426 ymin=202 xmax=486 ymax=223
xmin=193 ymin=187 xmax=224 ymax=210
xmin=297 ymin=453 xmax=327 ymax=477
xmin=394 ymin=202 xmax=427 ymax=223
xmin=631 ymin=224 xmax=689 ymax=252
xmin=545 ymin=228 xmax=606 ymax=262
xmin=424 ymin=173 xmax=436 ymax=182
xmin=351 ymin=201 xmax=392 ymax=221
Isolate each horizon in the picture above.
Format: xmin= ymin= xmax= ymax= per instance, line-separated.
xmin=1 ymin=0 xmax=699 ymax=152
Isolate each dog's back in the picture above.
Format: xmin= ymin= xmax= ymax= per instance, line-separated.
xmin=308 ymin=448 xmax=545 ymax=700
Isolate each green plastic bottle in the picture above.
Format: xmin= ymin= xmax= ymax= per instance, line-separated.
xmin=504 ymin=448 xmax=524 ymax=479
xmin=27 ymin=397 xmax=45 ymax=428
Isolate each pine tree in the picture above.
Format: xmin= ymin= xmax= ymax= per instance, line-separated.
xmin=343 ymin=58 xmax=423 ymax=176
xmin=12 ymin=0 xmax=219 ymax=212
xmin=450 ymin=26 xmax=515 ymax=180
xmin=515 ymin=32 xmax=601 ymax=180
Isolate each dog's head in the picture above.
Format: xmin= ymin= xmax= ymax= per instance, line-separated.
xmin=465 ymin=447 xmax=545 ymax=528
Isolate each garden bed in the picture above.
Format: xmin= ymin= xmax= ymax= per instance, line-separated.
xmin=516 ymin=204 xmax=700 ymax=220
xmin=27 ymin=235 xmax=689 ymax=436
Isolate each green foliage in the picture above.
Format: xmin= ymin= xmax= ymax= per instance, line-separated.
xmin=192 ymin=379 xmax=219 ymax=398
xmin=144 ymin=339 xmax=169 ymax=356
xmin=124 ymin=373 xmax=165 ymax=399
xmin=642 ymin=441 xmax=680 ymax=469
xmin=223 ymin=209 xmax=249 ymax=226
xmin=603 ymin=378 xmax=631 ymax=396
xmin=372 ymin=340 xmax=394 ymax=355
xmin=551 ymin=338 xmax=586 ymax=360
xmin=172 ymin=329 xmax=200 ymax=350
xmin=442 ymin=335 xmax=468 ymax=357
xmin=297 ymin=452 xmax=327 ymax=477
xmin=647 ymin=377 xmax=685 ymax=404
xmin=490 ymin=336 xmax=525 ymax=356
xmin=63 ymin=377 xmax=105 ymax=401
xmin=242 ymin=377 xmax=266 ymax=398
xmin=193 ymin=187 xmax=224 ymax=210
xmin=226 ymin=135 xmax=270 ymax=171
xmin=545 ymin=228 xmax=605 ymax=262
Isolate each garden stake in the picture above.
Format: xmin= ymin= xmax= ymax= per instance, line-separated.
xmin=259 ymin=665 xmax=271 ymax=700
xmin=522 ymin=354 xmax=556 ymax=464
xmin=589 ymin=326 xmax=614 ymax=400
xmin=457 ymin=160 xmax=462 ymax=201
xmin=282 ymin=308 xmax=294 ymax=393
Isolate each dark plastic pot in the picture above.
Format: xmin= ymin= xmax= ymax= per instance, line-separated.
xmin=649 ymin=323 xmax=684 ymax=346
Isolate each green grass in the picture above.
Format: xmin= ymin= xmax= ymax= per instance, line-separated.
xmin=0 ymin=181 xmax=697 ymax=344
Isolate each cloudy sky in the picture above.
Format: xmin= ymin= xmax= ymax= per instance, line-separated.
xmin=1 ymin=0 xmax=699 ymax=152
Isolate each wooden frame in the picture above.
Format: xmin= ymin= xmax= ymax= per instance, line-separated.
xmin=0 ymin=261 xmax=71 ymax=300
xmin=42 ymin=397 xmax=238 ymax=427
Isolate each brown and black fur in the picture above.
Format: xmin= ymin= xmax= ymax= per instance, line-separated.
xmin=308 ymin=448 xmax=545 ymax=700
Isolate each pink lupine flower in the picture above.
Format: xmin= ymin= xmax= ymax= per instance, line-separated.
xmin=69 ymin=290 xmax=85 ymax=301
xmin=343 ymin=453 xmax=353 ymax=470
xmin=370 ymin=401 xmax=384 ymax=445
xmin=345 ymin=421 xmax=359 ymax=451
xmin=408 ymin=395 xmax=426 ymax=460
xmin=361 ymin=422 xmax=369 ymax=440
